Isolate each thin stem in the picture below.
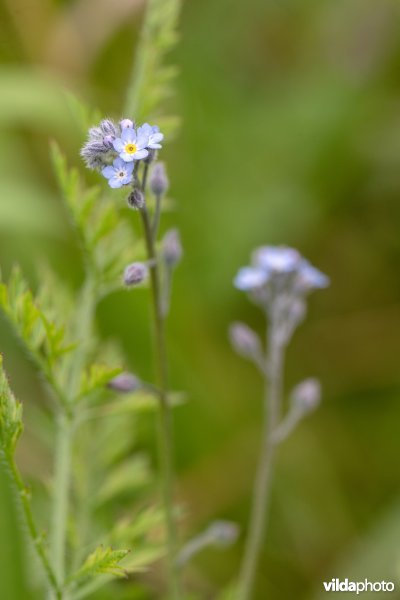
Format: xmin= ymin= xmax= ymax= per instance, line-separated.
xmin=5 ymin=452 xmax=61 ymax=598
xmin=152 ymin=192 xmax=162 ymax=239
xmin=237 ymin=319 xmax=284 ymax=600
xmin=137 ymin=173 xmax=180 ymax=599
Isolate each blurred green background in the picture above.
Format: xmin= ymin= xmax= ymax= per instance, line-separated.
xmin=1 ymin=0 xmax=400 ymax=598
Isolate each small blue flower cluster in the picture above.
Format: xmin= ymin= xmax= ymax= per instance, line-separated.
xmin=235 ymin=245 xmax=329 ymax=294
xmin=80 ymin=118 xmax=164 ymax=188
xmin=234 ymin=246 xmax=329 ymax=341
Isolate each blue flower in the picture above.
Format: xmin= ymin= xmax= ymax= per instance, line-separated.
xmin=296 ymin=261 xmax=330 ymax=290
xmin=253 ymin=246 xmax=301 ymax=273
xmin=137 ymin=123 xmax=164 ymax=149
xmin=101 ymin=158 xmax=134 ymax=188
xmin=113 ymin=128 xmax=149 ymax=162
xmin=234 ymin=267 xmax=268 ymax=291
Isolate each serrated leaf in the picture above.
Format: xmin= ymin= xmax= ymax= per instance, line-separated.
xmin=0 ymin=268 xmax=74 ymax=407
xmin=0 ymin=356 xmax=23 ymax=454
xmin=69 ymin=545 xmax=130 ymax=585
xmin=79 ymin=364 xmax=123 ymax=399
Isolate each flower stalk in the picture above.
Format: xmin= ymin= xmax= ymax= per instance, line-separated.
xmin=237 ymin=320 xmax=284 ymax=600
xmin=232 ymin=245 xmax=329 ymax=598
xmin=136 ymin=164 xmax=181 ymax=599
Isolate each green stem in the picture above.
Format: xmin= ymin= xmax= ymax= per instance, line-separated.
xmin=138 ymin=193 xmax=180 ymax=599
xmin=6 ymin=453 xmax=61 ymax=598
xmin=237 ymin=321 xmax=284 ymax=600
xmin=50 ymin=276 xmax=96 ymax=596
xmin=51 ymin=414 xmax=73 ymax=592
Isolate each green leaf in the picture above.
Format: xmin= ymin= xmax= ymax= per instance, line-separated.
xmin=69 ymin=545 xmax=130 ymax=585
xmin=124 ymin=0 xmax=182 ymax=131
xmin=0 ymin=267 xmax=74 ymax=407
xmin=79 ymin=364 xmax=123 ymax=399
xmin=0 ymin=355 xmax=23 ymax=454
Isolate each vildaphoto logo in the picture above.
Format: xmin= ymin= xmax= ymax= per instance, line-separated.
xmin=323 ymin=579 xmax=395 ymax=594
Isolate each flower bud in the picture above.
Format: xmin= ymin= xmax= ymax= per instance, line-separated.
xmin=100 ymin=119 xmax=117 ymax=136
xmin=207 ymin=521 xmax=239 ymax=547
xmin=120 ymin=118 xmax=134 ymax=129
xmin=103 ymin=135 xmax=114 ymax=148
xmin=162 ymin=229 xmax=182 ymax=267
xmin=229 ymin=322 xmax=262 ymax=360
xmin=291 ymin=378 xmax=321 ymax=414
xmin=127 ymin=188 xmax=145 ymax=210
xmin=150 ymin=162 xmax=169 ymax=196
xmin=123 ymin=262 xmax=148 ymax=286
xmin=108 ymin=372 xmax=141 ymax=393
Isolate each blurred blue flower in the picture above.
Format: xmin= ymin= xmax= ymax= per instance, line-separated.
xmin=253 ymin=246 xmax=301 ymax=273
xmin=102 ymin=158 xmax=134 ymax=188
xmin=234 ymin=266 xmax=268 ymax=291
xmin=113 ymin=128 xmax=149 ymax=162
xmin=296 ymin=261 xmax=330 ymax=290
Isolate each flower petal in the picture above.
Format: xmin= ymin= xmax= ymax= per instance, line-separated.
xmin=121 ymin=128 xmax=136 ymax=143
xmin=113 ymin=138 xmax=124 ymax=153
xmin=102 ymin=166 xmax=115 ymax=178
xmin=108 ymin=177 xmax=123 ymax=188
xmin=133 ymin=149 xmax=149 ymax=160
xmin=150 ymin=133 xmax=163 ymax=143
xmin=120 ymin=152 xmax=135 ymax=162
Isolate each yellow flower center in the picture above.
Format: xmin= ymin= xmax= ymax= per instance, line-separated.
xmin=124 ymin=143 xmax=137 ymax=155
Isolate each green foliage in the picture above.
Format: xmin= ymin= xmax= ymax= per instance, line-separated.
xmin=0 ymin=462 xmax=33 ymax=600
xmin=125 ymin=0 xmax=182 ymax=134
xmin=69 ymin=545 xmax=130 ymax=585
xmin=50 ymin=142 xmax=141 ymax=293
xmin=0 ymin=267 xmax=73 ymax=407
xmin=0 ymin=355 xmax=23 ymax=454
xmin=79 ymin=363 xmax=123 ymax=400
xmin=95 ymin=455 xmax=151 ymax=506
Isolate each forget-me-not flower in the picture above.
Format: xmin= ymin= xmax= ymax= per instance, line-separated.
xmin=137 ymin=123 xmax=164 ymax=150
xmin=253 ymin=246 xmax=301 ymax=273
xmin=102 ymin=157 xmax=134 ymax=188
xmin=234 ymin=266 xmax=269 ymax=291
xmin=113 ymin=127 xmax=149 ymax=162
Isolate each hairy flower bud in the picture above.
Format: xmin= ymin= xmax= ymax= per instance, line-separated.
xmin=108 ymin=372 xmax=141 ymax=393
xmin=291 ymin=378 xmax=321 ymax=414
xmin=120 ymin=118 xmax=134 ymax=129
xmin=127 ymin=188 xmax=145 ymax=210
xmin=123 ymin=262 xmax=148 ymax=286
xmin=229 ymin=322 xmax=262 ymax=361
xmin=100 ymin=119 xmax=117 ymax=136
xmin=150 ymin=162 xmax=169 ymax=196
xmin=162 ymin=229 xmax=182 ymax=267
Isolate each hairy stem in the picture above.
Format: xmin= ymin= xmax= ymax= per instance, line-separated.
xmin=50 ymin=276 xmax=96 ymax=595
xmin=5 ymin=453 xmax=61 ymax=598
xmin=237 ymin=320 xmax=284 ymax=600
xmin=51 ymin=414 xmax=73 ymax=592
xmin=137 ymin=172 xmax=180 ymax=599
